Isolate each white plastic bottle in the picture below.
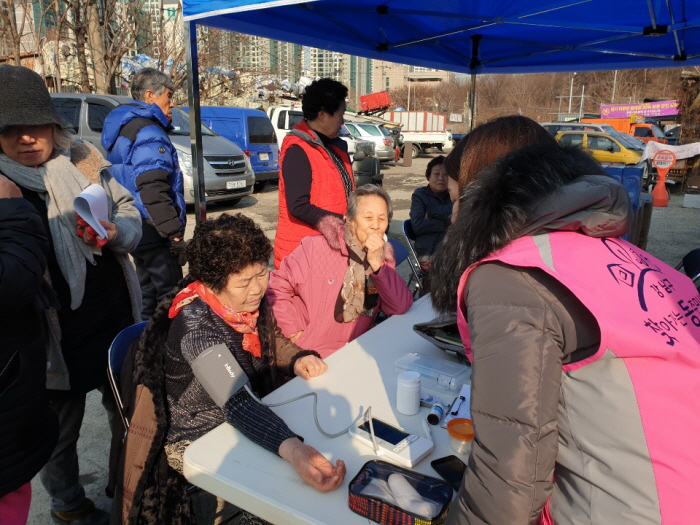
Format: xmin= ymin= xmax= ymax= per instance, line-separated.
xmin=396 ymin=371 xmax=421 ymax=415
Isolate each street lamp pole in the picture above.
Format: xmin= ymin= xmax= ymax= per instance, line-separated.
xmin=568 ymin=72 xmax=576 ymax=114
xmin=407 ymin=78 xmax=411 ymax=111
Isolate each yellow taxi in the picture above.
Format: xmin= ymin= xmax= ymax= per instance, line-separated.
xmin=554 ymin=131 xmax=643 ymax=165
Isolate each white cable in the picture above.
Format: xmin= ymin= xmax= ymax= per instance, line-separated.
xmin=244 ymin=384 xmax=362 ymax=439
xmin=366 ymin=406 xmax=383 ymax=457
xmin=422 ymin=419 xmax=433 ymax=444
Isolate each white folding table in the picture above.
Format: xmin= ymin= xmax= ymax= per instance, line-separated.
xmin=183 ymin=296 xmax=471 ymax=524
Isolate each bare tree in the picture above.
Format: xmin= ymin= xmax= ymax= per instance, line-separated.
xmin=0 ymin=0 xmax=31 ymax=64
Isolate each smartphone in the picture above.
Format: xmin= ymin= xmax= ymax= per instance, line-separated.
xmin=430 ymin=454 xmax=467 ymax=492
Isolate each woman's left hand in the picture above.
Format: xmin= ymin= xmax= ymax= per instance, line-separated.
xmin=294 ymin=355 xmax=328 ymax=379
xmin=76 ymin=216 xmax=117 ymax=247
xmin=364 ymin=232 xmax=385 ymax=273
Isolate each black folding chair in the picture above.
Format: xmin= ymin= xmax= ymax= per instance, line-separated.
xmin=675 ymin=248 xmax=700 ymax=288
xmin=402 ymin=219 xmax=425 ymax=297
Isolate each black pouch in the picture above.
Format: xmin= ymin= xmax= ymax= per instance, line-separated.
xmin=348 ymin=460 xmax=453 ymax=525
xmin=412 ymin=315 xmax=469 ymax=365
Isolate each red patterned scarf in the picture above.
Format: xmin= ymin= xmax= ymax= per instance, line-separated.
xmin=168 ymin=281 xmax=261 ymax=358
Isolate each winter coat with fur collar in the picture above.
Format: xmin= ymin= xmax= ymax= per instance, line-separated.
xmin=267 ymin=216 xmax=414 ymax=358
xmin=435 ymin=144 xmax=640 ymax=525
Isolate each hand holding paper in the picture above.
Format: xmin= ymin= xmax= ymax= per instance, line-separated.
xmin=74 ymin=184 xmax=118 ymax=248
xmin=74 ymin=184 xmax=109 ymax=239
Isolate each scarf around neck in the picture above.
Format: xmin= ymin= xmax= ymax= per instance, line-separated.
xmin=169 ymin=281 xmax=262 ymax=358
xmin=334 ymin=226 xmax=383 ymax=323
xmin=0 ymin=149 xmax=98 ymax=310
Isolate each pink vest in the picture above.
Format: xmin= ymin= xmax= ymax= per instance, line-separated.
xmin=457 ymin=232 xmax=700 ymax=523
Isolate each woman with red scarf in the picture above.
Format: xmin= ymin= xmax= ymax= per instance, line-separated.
xmin=114 ymin=213 xmax=346 ymax=525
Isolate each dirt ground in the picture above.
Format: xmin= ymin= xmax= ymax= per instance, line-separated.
xmin=26 ymin=154 xmax=700 ymax=524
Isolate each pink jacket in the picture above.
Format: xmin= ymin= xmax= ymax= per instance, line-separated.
xmin=267 ymin=216 xmax=413 ymax=358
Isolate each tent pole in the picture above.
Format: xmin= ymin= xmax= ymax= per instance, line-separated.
xmin=468 ymin=72 xmax=476 ymax=131
xmin=468 ymin=34 xmax=481 ymax=132
xmin=185 ymin=20 xmax=206 ymax=225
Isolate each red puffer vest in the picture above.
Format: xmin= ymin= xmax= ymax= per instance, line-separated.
xmin=273 ymin=120 xmax=353 ymax=269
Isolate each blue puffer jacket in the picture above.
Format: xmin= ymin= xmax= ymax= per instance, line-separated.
xmin=101 ymin=101 xmax=186 ymax=240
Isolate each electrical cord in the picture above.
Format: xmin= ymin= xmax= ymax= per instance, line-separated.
xmin=244 ymin=384 xmax=363 ymax=438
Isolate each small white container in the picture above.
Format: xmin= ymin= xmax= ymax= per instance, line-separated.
xmin=396 ymin=371 xmax=421 ymax=415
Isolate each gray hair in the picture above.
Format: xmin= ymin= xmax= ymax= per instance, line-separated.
xmin=54 ymin=126 xmax=74 ymax=154
xmin=346 ymin=184 xmax=393 ymax=221
xmin=130 ymin=68 xmax=175 ymax=102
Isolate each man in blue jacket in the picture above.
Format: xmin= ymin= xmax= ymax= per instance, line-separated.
xmin=102 ymin=68 xmax=186 ymax=318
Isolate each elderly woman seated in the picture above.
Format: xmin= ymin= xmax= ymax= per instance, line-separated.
xmin=118 ymin=213 xmax=346 ymax=524
xmin=267 ymin=184 xmax=414 ymax=358
xmin=409 ymin=155 xmax=453 ymax=268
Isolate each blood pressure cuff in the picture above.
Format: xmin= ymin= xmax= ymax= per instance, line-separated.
xmin=191 ymin=343 xmax=250 ymax=408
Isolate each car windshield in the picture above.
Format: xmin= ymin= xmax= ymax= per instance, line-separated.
xmin=358 ymin=124 xmax=382 ymax=136
xmin=170 ymin=107 xmax=216 ymax=136
xmin=289 ymin=112 xmax=304 ymax=128
xmin=613 ymin=131 xmax=645 ymax=151
xmin=651 ymin=125 xmax=666 ymax=138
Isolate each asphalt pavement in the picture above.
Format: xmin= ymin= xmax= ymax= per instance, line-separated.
xmin=26 ymin=156 xmax=700 ymax=524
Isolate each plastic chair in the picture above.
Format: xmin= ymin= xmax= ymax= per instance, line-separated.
xmin=402 ymin=220 xmax=425 ymax=296
xmin=107 ymin=321 xmax=148 ymax=430
xmin=676 ymin=248 xmax=700 ymax=286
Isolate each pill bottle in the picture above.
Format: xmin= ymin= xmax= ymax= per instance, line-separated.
xmin=396 ymin=371 xmax=421 ymax=415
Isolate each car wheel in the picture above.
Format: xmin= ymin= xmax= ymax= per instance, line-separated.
xmin=411 ymin=144 xmax=420 ymax=159
xmin=254 ymin=181 xmax=269 ymax=192
xmin=224 ymin=198 xmax=242 ymax=207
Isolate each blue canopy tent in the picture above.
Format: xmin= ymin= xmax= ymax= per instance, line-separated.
xmin=181 ymin=0 xmax=700 ymax=221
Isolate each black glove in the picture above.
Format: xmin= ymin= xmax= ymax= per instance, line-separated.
xmin=170 ymin=238 xmax=188 ymax=266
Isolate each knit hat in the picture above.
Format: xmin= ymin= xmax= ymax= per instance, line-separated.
xmin=0 ymin=65 xmax=70 ymax=134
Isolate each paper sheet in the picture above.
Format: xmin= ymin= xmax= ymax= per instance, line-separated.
xmin=74 ymin=184 xmax=109 ymax=239
xmin=441 ymin=383 xmax=471 ymax=428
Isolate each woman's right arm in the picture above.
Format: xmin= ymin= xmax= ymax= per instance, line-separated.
xmin=179 ymin=324 xmax=345 ymax=491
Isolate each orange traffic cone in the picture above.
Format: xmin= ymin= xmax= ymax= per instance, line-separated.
xmin=652 ymin=168 xmax=669 ymax=207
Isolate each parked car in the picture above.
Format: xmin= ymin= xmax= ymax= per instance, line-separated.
xmin=50 ymin=93 xmax=255 ymax=205
xmin=554 ymin=131 xmax=647 ymax=181
xmin=188 ymin=106 xmax=279 ymax=185
xmin=543 ymin=121 xmax=647 ymax=152
xmin=344 ymin=121 xmax=396 ymax=162
xmin=266 ymin=105 xmax=382 ymax=185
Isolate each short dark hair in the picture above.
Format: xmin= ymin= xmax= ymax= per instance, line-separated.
xmin=425 ymin=155 xmax=445 ymax=180
xmin=301 ymin=78 xmax=348 ymax=121
xmin=186 ymin=213 xmax=271 ymax=292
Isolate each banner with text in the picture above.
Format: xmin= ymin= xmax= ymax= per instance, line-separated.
xmin=600 ymin=100 xmax=679 ymax=118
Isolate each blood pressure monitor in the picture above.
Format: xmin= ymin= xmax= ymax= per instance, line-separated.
xmin=348 ymin=416 xmax=434 ymax=468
